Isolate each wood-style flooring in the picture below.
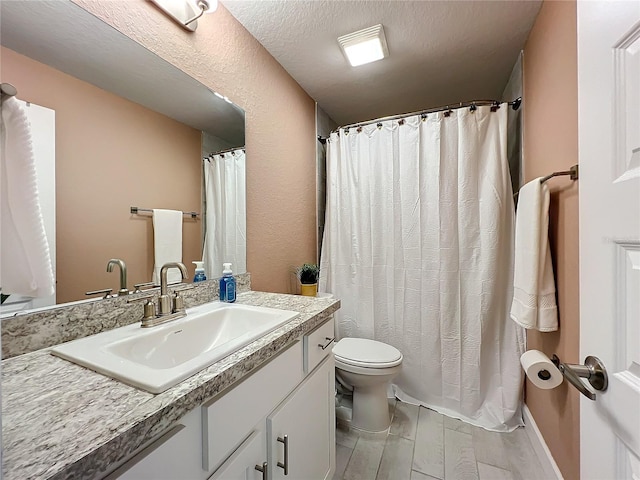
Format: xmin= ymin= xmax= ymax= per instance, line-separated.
xmin=333 ymin=400 xmax=548 ymax=480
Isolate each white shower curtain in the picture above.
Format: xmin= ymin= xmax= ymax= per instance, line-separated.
xmin=319 ymin=106 xmax=525 ymax=431
xmin=203 ymin=149 xmax=246 ymax=279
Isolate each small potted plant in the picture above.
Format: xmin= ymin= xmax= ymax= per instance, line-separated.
xmin=297 ymin=263 xmax=319 ymax=297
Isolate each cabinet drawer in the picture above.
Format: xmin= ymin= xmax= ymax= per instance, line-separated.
xmin=202 ymin=341 xmax=303 ymax=473
xmin=304 ymin=317 xmax=335 ymax=374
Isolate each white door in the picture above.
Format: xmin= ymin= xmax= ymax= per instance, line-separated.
xmin=579 ymin=2 xmax=640 ymax=479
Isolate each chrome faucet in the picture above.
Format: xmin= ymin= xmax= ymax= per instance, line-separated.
xmin=126 ymin=262 xmax=191 ymax=327
xmin=106 ymin=258 xmax=129 ymax=296
xmin=158 ymin=262 xmax=188 ymax=315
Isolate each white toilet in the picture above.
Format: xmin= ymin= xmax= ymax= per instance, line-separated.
xmin=333 ymin=337 xmax=403 ymax=432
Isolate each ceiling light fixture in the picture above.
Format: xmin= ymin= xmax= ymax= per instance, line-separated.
xmin=148 ymin=0 xmax=218 ymax=32
xmin=338 ymin=24 xmax=389 ymax=67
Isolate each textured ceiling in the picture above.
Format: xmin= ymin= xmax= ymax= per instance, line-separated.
xmin=222 ymin=0 xmax=541 ymax=126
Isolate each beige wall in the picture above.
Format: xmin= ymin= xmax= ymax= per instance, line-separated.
xmin=1 ymin=46 xmax=203 ymax=303
xmin=74 ymin=0 xmax=318 ymax=294
xmin=522 ymin=2 xmax=580 ymax=479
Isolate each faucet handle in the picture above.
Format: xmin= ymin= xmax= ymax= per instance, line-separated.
xmin=143 ymin=299 xmax=156 ymax=320
xmin=172 ymin=285 xmax=195 ymax=312
xmin=173 ymin=285 xmax=195 ymax=293
xmin=173 ymin=291 xmax=186 ymax=313
xmin=133 ymin=282 xmax=155 ymax=294
xmin=85 ymin=288 xmax=113 ymax=299
xmin=127 ymin=295 xmax=160 ymax=327
xmin=127 ymin=293 xmax=155 ymax=304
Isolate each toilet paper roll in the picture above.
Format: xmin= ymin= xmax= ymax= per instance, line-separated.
xmin=520 ymin=350 xmax=563 ymax=389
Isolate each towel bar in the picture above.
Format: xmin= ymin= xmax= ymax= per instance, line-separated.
xmin=513 ymin=164 xmax=579 ymax=200
xmin=130 ymin=206 xmax=199 ymax=219
xmin=539 ymin=164 xmax=579 ymax=184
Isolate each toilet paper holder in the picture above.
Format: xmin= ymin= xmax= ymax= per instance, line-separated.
xmin=551 ymin=354 xmax=608 ymax=401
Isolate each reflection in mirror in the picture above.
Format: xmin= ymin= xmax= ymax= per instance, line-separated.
xmin=0 ymin=0 xmax=246 ymax=314
xmin=203 ymin=147 xmax=246 ymax=279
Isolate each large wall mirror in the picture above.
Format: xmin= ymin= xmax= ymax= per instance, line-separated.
xmin=0 ymin=0 xmax=246 ymax=312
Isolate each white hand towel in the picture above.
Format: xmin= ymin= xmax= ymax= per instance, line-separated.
xmin=152 ymin=209 xmax=183 ymax=285
xmin=0 ymin=97 xmax=55 ymax=297
xmin=510 ymin=178 xmax=558 ymax=331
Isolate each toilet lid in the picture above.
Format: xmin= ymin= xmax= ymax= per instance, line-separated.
xmin=333 ymin=338 xmax=403 ymax=368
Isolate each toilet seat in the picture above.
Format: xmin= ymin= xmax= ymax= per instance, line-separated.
xmin=335 ymin=357 xmax=403 ymax=376
xmin=333 ymin=338 xmax=403 ymax=369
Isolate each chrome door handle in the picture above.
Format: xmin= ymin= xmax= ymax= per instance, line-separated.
xmin=318 ymin=337 xmax=335 ymax=350
xmin=552 ymin=355 xmax=608 ymax=401
xmin=277 ymin=435 xmax=289 ymax=475
xmin=255 ymin=461 xmax=268 ymax=480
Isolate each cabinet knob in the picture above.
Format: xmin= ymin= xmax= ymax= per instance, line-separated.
xmin=277 ymin=435 xmax=289 ymax=475
xmin=255 ymin=461 xmax=268 ymax=480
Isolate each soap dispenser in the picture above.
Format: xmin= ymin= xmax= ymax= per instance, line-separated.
xmin=192 ymin=261 xmax=207 ymax=282
xmin=219 ymin=263 xmax=236 ymax=303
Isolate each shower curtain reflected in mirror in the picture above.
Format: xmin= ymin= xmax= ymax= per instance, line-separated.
xmin=203 ymin=149 xmax=246 ymax=279
xmin=319 ymin=105 xmax=525 ymax=432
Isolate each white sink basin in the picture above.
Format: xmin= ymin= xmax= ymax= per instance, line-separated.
xmin=51 ymin=302 xmax=299 ymax=393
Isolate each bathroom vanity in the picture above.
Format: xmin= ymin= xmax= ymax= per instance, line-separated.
xmin=1 ymin=291 xmax=339 ymax=480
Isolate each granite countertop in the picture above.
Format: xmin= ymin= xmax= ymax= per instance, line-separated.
xmin=2 ymin=291 xmax=339 ymax=480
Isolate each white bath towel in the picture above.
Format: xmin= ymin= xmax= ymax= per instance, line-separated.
xmin=0 ymin=97 xmax=55 ymax=298
xmin=510 ymin=178 xmax=558 ymax=331
xmin=152 ymin=209 xmax=183 ymax=285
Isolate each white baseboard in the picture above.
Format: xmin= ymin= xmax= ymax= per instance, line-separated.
xmin=522 ymin=404 xmax=564 ymax=480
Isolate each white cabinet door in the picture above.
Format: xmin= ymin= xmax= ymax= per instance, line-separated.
xmin=267 ymin=357 xmax=335 ymax=480
xmin=202 ymin=341 xmax=303 ymax=472
xmin=208 ymin=430 xmax=267 ymax=480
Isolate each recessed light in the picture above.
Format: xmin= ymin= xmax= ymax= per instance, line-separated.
xmin=338 ymin=24 xmax=389 ymax=67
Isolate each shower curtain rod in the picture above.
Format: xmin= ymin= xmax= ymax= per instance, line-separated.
xmin=319 ymin=97 xmax=522 ymax=142
xmin=1 ymin=82 xmax=17 ymax=100
xmin=204 ymin=146 xmax=245 ymax=159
